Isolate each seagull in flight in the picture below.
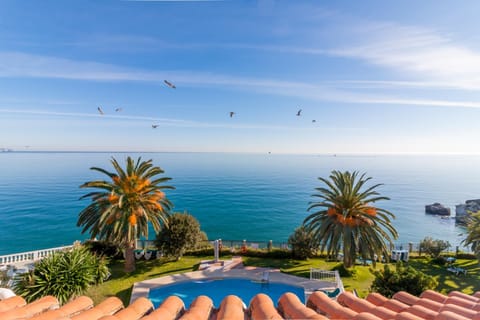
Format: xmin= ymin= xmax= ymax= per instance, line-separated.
xmin=115 ymin=108 xmax=123 ymax=112
xmin=152 ymin=124 xmax=159 ymax=129
xmin=229 ymin=111 xmax=235 ymax=118
xmin=296 ymin=109 xmax=302 ymax=116
xmin=97 ymin=107 xmax=104 ymax=115
xmin=164 ymin=80 xmax=176 ymax=89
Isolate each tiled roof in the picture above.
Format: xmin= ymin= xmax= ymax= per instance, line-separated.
xmin=1 ymin=289 xmax=480 ymax=319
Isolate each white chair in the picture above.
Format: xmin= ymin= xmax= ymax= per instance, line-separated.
xmin=134 ymin=250 xmax=144 ymax=260
xmin=144 ymin=251 xmax=153 ymax=260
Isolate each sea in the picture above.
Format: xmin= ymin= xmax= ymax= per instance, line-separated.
xmin=0 ymin=152 xmax=478 ymax=256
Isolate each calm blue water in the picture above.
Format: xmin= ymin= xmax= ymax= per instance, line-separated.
xmin=0 ymin=152 xmax=478 ymax=255
xmin=148 ymin=278 xmax=305 ymax=307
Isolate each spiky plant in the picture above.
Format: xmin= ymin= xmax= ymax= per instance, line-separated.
xmin=304 ymin=170 xmax=398 ymax=268
xmin=77 ymin=156 xmax=174 ymax=272
xmin=13 ymin=246 xmax=108 ymax=304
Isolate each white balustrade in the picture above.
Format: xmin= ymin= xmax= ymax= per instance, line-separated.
xmin=0 ymin=245 xmax=74 ymax=266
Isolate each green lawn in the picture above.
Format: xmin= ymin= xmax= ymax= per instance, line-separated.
xmin=85 ymin=256 xmax=208 ymax=305
xmin=86 ymin=255 xmax=480 ymax=305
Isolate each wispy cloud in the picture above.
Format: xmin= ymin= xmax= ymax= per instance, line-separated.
xmin=329 ymin=23 xmax=480 ymax=86
xmin=202 ymin=22 xmax=480 ymax=91
xmin=2 ymin=51 xmax=480 ymax=110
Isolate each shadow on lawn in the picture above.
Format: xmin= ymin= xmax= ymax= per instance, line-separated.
xmin=409 ymin=259 xmax=480 ymax=294
xmin=243 ymin=257 xmax=304 ymax=269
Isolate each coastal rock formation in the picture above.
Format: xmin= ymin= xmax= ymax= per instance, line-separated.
xmin=425 ymin=203 xmax=451 ymax=216
xmin=455 ymin=199 xmax=480 ymax=224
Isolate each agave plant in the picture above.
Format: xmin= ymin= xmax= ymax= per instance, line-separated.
xmin=13 ymin=246 xmax=108 ymax=304
xmin=304 ymin=170 xmax=398 ymax=268
xmin=77 ymin=156 xmax=174 ymax=272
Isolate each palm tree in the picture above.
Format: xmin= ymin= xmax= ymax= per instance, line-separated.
xmin=304 ymin=170 xmax=398 ymax=268
xmin=77 ymin=156 xmax=174 ymax=272
xmin=462 ymin=211 xmax=480 ymax=260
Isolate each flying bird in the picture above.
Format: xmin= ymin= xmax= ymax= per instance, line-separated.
xmin=229 ymin=112 xmax=235 ymax=118
xmin=115 ymin=108 xmax=123 ymax=112
xmin=164 ymin=80 xmax=176 ymax=89
xmin=296 ymin=109 xmax=302 ymax=116
xmin=312 ymin=119 xmax=316 ymax=123
xmin=152 ymin=124 xmax=159 ymax=129
xmin=97 ymin=107 xmax=104 ymax=115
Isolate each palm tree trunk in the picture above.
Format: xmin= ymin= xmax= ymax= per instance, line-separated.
xmin=125 ymin=242 xmax=136 ymax=273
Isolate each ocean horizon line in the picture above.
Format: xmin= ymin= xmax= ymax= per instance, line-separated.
xmin=2 ymin=150 xmax=480 ymax=157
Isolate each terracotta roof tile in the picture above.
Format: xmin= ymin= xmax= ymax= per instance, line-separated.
xmin=178 ymin=295 xmax=213 ymax=320
xmin=2 ymin=288 xmax=480 ymax=319
xmin=216 ymin=295 xmax=245 ymax=320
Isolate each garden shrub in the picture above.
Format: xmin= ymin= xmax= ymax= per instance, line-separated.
xmin=288 ymin=226 xmax=317 ymax=260
xmin=419 ymin=237 xmax=450 ymax=258
xmin=155 ymin=212 xmax=207 ymax=260
xmin=370 ymin=262 xmax=437 ymax=298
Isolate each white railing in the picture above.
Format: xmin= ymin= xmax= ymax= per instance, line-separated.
xmin=310 ymin=268 xmax=344 ymax=292
xmin=0 ymin=245 xmax=75 ymax=265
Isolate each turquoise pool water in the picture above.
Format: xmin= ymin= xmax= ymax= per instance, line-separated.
xmin=148 ymin=278 xmax=305 ymax=308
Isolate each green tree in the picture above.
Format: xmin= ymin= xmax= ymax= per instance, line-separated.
xmin=419 ymin=237 xmax=450 ymax=259
xmin=155 ymin=212 xmax=207 ymax=260
xmin=77 ymin=156 xmax=174 ymax=272
xmin=13 ymin=246 xmax=109 ymax=304
xmin=462 ymin=210 xmax=480 ymax=260
xmin=304 ymin=170 xmax=398 ymax=268
xmin=371 ymin=262 xmax=438 ymax=298
xmin=288 ymin=226 xmax=317 ymax=260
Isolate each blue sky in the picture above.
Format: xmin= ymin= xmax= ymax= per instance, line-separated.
xmin=1 ymin=0 xmax=480 ymax=154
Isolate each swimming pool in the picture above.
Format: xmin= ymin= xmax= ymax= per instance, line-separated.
xmin=148 ymin=278 xmax=305 ymax=308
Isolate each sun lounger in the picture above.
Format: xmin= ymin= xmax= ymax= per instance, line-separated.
xmin=446 ymin=266 xmax=467 ymax=275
